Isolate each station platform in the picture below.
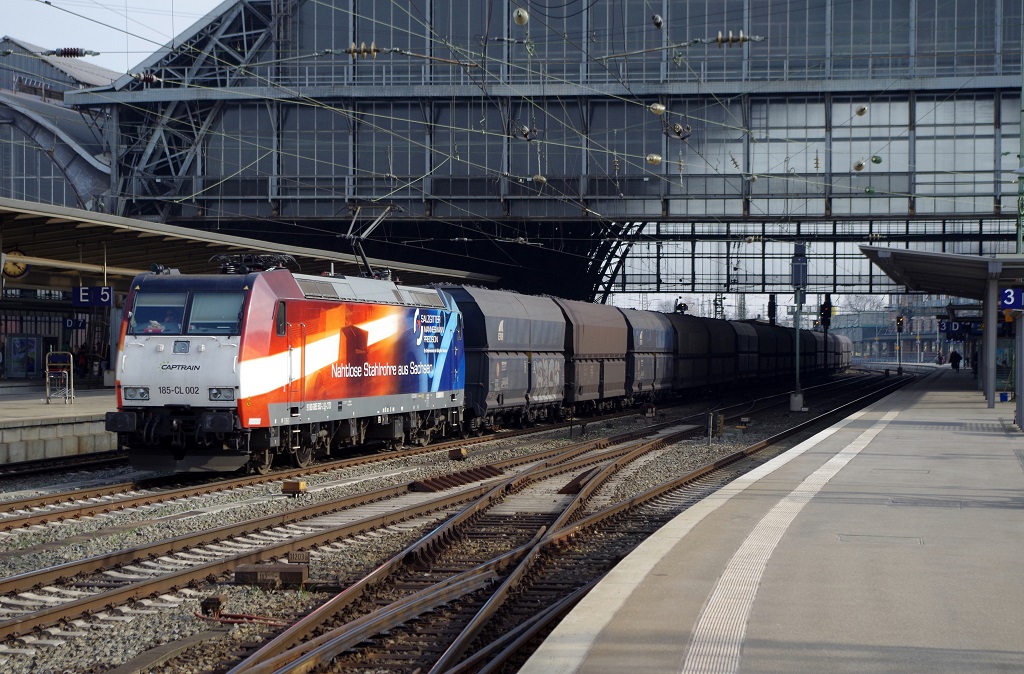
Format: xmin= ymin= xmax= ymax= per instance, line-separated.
xmin=522 ymin=368 xmax=1024 ymax=674
xmin=0 ymin=384 xmax=117 ymax=463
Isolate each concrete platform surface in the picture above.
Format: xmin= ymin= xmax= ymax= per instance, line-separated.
xmin=0 ymin=386 xmax=116 ymax=425
xmin=522 ymin=368 xmax=1024 ymax=674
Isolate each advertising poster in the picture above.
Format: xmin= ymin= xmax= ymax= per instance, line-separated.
xmin=10 ymin=336 xmax=38 ymax=378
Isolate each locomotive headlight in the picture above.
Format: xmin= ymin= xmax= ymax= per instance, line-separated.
xmin=208 ymin=387 xmax=235 ymax=401
xmin=123 ymin=386 xmax=150 ymax=401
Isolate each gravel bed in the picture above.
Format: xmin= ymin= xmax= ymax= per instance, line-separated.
xmin=0 ymin=464 xmax=153 ymax=503
xmin=0 ymin=415 xmax=662 ymax=577
xmin=603 ymin=414 xmax=801 ymax=504
xmin=2 ymin=523 xmax=444 ymax=674
xmin=0 ymin=412 xmax=688 ymax=673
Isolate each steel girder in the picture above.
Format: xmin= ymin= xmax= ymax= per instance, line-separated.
xmin=114 ymin=1 xmax=275 ymax=220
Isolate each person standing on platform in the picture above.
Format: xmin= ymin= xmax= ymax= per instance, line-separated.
xmin=949 ymin=350 xmax=962 ymax=372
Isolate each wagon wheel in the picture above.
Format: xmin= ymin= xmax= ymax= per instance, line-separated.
xmin=293 ymin=443 xmax=313 ymax=469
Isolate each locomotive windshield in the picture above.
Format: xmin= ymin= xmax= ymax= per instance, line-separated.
xmin=128 ymin=291 xmax=245 ymax=336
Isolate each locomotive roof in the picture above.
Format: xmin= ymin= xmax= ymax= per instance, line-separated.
xmin=293 ymin=273 xmax=447 ymax=308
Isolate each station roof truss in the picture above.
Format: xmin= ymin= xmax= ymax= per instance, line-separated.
xmin=0 ymin=197 xmax=498 ymax=293
xmin=37 ymin=1 xmax=1024 ymax=300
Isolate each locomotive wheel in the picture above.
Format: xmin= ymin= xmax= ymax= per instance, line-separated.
xmin=250 ymin=449 xmax=272 ymax=475
xmin=293 ymin=443 xmax=313 ymax=469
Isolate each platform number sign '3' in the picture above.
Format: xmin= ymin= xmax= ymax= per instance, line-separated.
xmin=999 ymin=287 xmax=1024 ymax=310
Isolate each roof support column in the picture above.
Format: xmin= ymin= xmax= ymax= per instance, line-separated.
xmin=1016 ymin=305 xmax=1023 ymax=429
xmin=985 ymin=262 xmax=1001 ymax=408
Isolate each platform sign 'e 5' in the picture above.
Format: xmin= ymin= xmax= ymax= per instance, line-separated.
xmin=72 ymin=286 xmax=114 ymax=307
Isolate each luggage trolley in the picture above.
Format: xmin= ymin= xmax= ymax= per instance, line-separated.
xmin=45 ymin=351 xmax=74 ymax=404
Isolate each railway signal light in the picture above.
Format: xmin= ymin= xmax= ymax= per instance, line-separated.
xmin=820 ymin=294 xmax=832 ymax=330
xmin=896 ymin=315 xmax=905 ymax=333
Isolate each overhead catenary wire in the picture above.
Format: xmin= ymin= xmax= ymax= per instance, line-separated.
xmin=4 ymin=0 xmax=1012 ymax=297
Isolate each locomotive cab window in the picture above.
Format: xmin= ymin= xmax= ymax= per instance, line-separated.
xmin=186 ymin=292 xmax=245 ymax=335
xmin=128 ymin=293 xmax=187 ymax=335
xmin=275 ymin=301 xmax=287 ymax=336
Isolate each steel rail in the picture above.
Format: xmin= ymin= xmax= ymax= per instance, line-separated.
xmin=229 ymin=427 xmax=702 ymax=674
xmin=225 ymin=426 xmax=699 ymax=674
xmin=0 ymin=412 xmax=661 ymax=530
xmin=447 ymin=580 xmax=600 ymax=674
xmin=428 ymin=427 xmax=699 ymax=673
xmin=0 ymin=421 xmax=680 ymax=641
xmin=242 ymin=543 xmax=543 ymax=674
xmin=0 ymin=450 xmax=127 ymax=479
xmin=0 ymin=482 xmax=492 ymax=641
xmin=437 ymin=374 xmax=914 ymax=673
xmin=0 ymin=423 xmax=675 ymax=599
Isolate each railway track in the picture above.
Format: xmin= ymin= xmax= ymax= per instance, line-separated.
xmin=203 ymin=374 xmax=909 ymax=674
xmin=0 ymin=450 xmax=128 ymax=480
xmin=0 ymin=371 xmax=901 ymax=671
xmin=0 ymin=405 xmax=676 ymax=531
xmin=0 ymin=422 xmax=679 ymax=644
xmin=0 ymin=419 xmax=618 ymax=532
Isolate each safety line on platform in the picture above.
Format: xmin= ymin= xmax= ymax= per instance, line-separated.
xmin=680 ymin=409 xmax=900 ymax=674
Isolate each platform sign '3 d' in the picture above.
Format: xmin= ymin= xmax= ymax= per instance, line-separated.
xmin=999 ymin=287 xmax=1024 ymax=310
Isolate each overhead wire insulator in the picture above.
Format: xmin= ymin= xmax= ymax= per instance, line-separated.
xmin=652 ymin=14 xmax=664 ymax=29
xmin=646 ymin=154 xmax=663 ymax=166
xmin=669 ymin=122 xmax=692 ymax=140
xmin=131 ymin=72 xmax=160 ymax=83
xmin=44 ymin=48 xmax=100 ymax=58
xmin=346 ymin=42 xmax=380 ymax=59
xmin=716 ymin=30 xmax=749 ymax=48
xmin=649 ymin=102 xmax=666 ymax=115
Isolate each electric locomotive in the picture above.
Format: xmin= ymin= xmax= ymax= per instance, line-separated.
xmin=105 ymin=255 xmax=465 ymax=473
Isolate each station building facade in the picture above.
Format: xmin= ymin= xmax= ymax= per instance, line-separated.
xmin=0 ymin=1 xmax=1022 ymax=377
